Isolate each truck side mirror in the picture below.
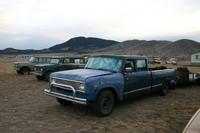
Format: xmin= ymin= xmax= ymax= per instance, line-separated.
xmin=125 ymin=67 xmax=133 ymax=73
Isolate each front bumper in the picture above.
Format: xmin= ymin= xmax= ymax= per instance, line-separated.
xmin=44 ymin=89 xmax=87 ymax=104
xmin=32 ymin=71 xmax=43 ymax=76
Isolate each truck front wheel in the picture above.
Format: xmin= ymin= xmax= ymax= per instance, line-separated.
xmin=20 ymin=67 xmax=30 ymax=75
xmin=94 ymin=90 xmax=115 ymax=117
xmin=45 ymin=71 xmax=52 ymax=81
xmin=36 ymin=75 xmax=44 ymax=80
xmin=159 ymin=81 xmax=169 ymax=96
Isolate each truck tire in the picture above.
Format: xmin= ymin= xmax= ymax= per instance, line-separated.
xmin=159 ymin=81 xmax=169 ymax=96
xmin=16 ymin=70 xmax=21 ymax=74
xmin=93 ymin=90 xmax=115 ymax=117
xmin=20 ymin=67 xmax=30 ymax=75
xmin=56 ymin=98 xmax=72 ymax=105
xmin=45 ymin=71 xmax=52 ymax=81
xmin=36 ymin=75 xmax=44 ymax=80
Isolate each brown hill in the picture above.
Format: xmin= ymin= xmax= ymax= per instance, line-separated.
xmin=96 ymin=39 xmax=200 ymax=58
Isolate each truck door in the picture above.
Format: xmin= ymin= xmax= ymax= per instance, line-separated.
xmin=124 ymin=59 xmax=151 ymax=95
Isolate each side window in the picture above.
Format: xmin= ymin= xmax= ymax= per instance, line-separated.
xmin=59 ymin=59 xmax=64 ymax=64
xmin=124 ymin=60 xmax=135 ymax=72
xmin=47 ymin=58 xmax=51 ymax=63
xmin=196 ymin=55 xmax=199 ymax=60
xmin=136 ymin=59 xmax=147 ymax=71
xmin=38 ymin=58 xmax=43 ymax=63
xmin=64 ymin=58 xmax=70 ymax=63
xmin=74 ymin=59 xmax=81 ymax=64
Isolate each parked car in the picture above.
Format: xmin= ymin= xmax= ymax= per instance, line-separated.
xmin=183 ymin=108 xmax=200 ymax=133
xmin=154 ymin=57 xmax=162 ymax=64
xmin=14 ymin=56 xmax=51 ymax=75
xmin=33 ymin=57 xmax=86 ymax=81
xmin=44 ymin=55 xmax=176 ymax=116
xmin=166 ymin=58 xmax=177 ymax=65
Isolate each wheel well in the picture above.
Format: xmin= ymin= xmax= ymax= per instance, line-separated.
xmin=97 ymin=87 xmax=118 ymax=101
xmin=20 ymin=66 xmax=30 ymax=71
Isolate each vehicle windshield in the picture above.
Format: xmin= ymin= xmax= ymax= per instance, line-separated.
xmin=29 ymin=57 xmax=36 ymax=63
xmin=50 ymin=58 xmax=60 ymax=64
xmin=85 ymin=57 xmax=122 ymax=72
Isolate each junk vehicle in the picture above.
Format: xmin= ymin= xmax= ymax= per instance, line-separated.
xmin=14 ymin=56 xmax=51 ymax=75
xmin=44 ymin=55 xmax=176 ymax=116
xmin=166 ymin=58 xmax=177 ymax=65
xmin=33 ymin=57 xmax=86 ymax=81
xmin=176 ymin=67 xmax=200 ymax=85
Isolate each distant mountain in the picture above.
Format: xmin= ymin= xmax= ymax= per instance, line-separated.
xmin=0 ymin=37 xmax=119 ymax=54
xmin=0 ymin=48 xmax=38 ymax=54
xmin=97 ymin=39 xmax=200 ymax=58
xmin=0 ymin=37 xmax=200 ymax=58
xmin=48 ymin=37 xmax=119 ymax=53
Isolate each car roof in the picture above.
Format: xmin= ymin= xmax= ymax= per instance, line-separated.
xmin=91 ymin=55 xmax=147 ymax=60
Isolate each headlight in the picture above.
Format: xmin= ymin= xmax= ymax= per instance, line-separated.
xmin=49 ymin=77 xmax=55 ymax=83
xmin=15 ymin=64 xmax=19 ymax=68
xmin=79 ymin=84 xmax=85 ymax=91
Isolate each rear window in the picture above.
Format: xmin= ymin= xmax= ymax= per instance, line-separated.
xmin=136 ymin=59 xmax=147 ymax=71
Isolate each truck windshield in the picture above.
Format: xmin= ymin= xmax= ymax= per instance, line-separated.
xmin=86 ymin=57 xmax=122 ymax=72
xmin=50 ymin=59 xmax=60 ymax=64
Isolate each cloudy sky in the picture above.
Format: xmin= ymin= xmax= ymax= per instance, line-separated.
xmin=0 ymin=0 xmax=200 ymax=49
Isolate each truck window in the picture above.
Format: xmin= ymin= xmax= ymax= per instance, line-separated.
xmin=136 ymin=59 xmax=147 ymax=71
xmin=38 ymin=58 xmax=44 ymax=63
xmin=64 ymin=58 xmax=70 ymax=63
xmin=124 ymin=60 xmax=135 ymax=72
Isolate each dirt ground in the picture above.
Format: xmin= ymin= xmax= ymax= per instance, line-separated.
xmin=0 ymin=57 xmax=200 ymax=133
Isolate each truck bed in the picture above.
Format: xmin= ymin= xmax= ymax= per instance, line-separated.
xmin=150 ymin=68 xmax=176 ymax=88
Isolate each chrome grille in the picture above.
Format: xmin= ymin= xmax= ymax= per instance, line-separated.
xmin=53 ymin=78 xmax=81 ymax=90
xmin=34 ymin=67 xmax=41 ymax=71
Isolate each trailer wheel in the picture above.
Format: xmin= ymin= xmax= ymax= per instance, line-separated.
xmin=56 ymin=98 xmax=72 ymax=105
xmin=93 ymin=90 xmax=115 ymax=117
xmin=159 ymin=81 xmax=169 ymax=96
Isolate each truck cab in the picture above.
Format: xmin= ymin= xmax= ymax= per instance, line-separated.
xmin=33 ymin=57 xmax=86 ymax=81
xmin=44 ymin=55 xmax=176 ymax=116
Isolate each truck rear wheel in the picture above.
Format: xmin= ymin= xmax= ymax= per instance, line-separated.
xmin=159 ymin=81 xmax=169 ymax=96
xmin=56 ymin=98 xmax=72 ymax=105
xmin=93 ymin=90 xmax=115 ymax=117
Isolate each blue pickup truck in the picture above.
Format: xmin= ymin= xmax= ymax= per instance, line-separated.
xmin=44 ymin=55 xmax=176 ymax=116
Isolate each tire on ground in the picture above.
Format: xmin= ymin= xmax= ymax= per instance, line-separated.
xmin=45 ymin=71 xmax=52 ymax=81
xmin=93 ymin=90 xmax=115 ymax=117
xmin=159 ymin=81 xmax=169 ymax=96
xmin=36 ymin=75 xmax=44 ymax=80
xmin=20 ymin=67 xmax=30 ymax=75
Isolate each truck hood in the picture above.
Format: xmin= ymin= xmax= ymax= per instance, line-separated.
xmin=51 ymin=69 xmax=113 ymax=81
xmin=14 ymin=61 xmax=29 ymax=64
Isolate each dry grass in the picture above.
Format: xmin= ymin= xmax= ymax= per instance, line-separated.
xmin=0 ymin=56 xmax=200 ymax=133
